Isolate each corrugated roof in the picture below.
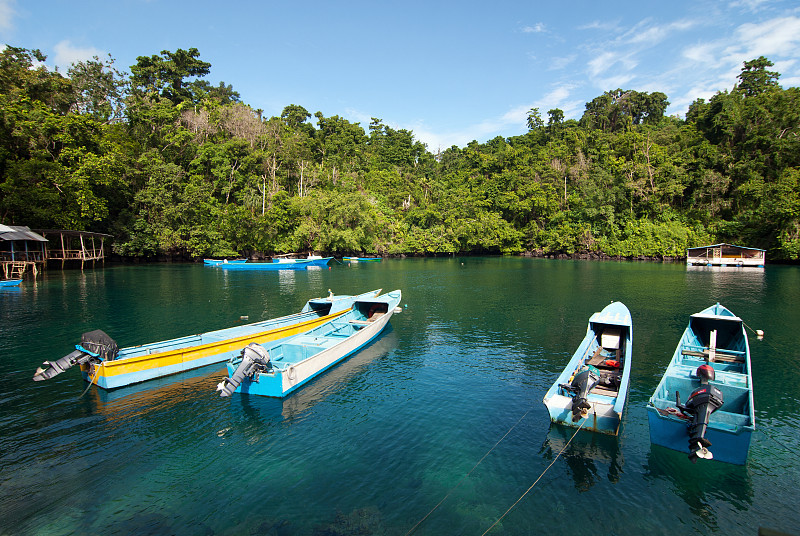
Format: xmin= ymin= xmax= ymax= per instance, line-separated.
xmin=686 ymin=243 xmax=765 ymax=252
xmin=0 ymin=225 xmax=48 ymax=242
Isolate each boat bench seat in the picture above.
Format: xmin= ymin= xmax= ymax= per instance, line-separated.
xmin=654 ymin=374 xmax=750 ymax=414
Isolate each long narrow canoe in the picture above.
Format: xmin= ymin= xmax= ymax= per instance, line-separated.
xmin=32 ymin=290 xmax=381 ymax=390
xmin=273 ymin=256 xmax=333 ymax=267
xmin=217 ymin=290 xmax=401 ymax=398
xmin=343 ymin=257 xmax=382 ymax=262
xmin=1 ymin=279 xmax=22 ymax=287
xmin=647 ymin=303 xmax=755 ymax=464
xmin=542 ymin=301 xmax=633 ymax=435
xmin=203 ymin=258 xmax=247 ymax=265
xmin=216 ymin=260 xmax=311 ymax=270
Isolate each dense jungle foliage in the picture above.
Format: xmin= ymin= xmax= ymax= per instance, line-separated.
xmin=1 ymin=47 xmax=798 ymax=260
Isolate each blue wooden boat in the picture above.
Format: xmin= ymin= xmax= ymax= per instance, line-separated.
xmin=343 ymin=256 xmax=381 ymax=262
xmin=647 ymin=303 xmax=755 ymax=464
xmin=217 ymin=290 xmax=402 ymax=398
xmin=273 ymin=255 xmax=333 ymax=267
xmin=542 ymin=301 xmax=633 ymax=435
xmin=1 ymin=279 xmax=22 ymax=287
xmin=32 ymin=290 xmax=380 ymax=390
xmin=215 ymin=260 xmax=311 ymax=270
xmin=203 ymin=258 xmax=247 ymax=265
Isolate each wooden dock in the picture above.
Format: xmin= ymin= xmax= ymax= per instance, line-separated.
xmin=1 ymin=226 xmax=112 ymax=279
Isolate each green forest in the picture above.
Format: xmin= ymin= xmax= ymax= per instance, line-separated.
xmin=1 ymin=46 xmax=798 ymax=260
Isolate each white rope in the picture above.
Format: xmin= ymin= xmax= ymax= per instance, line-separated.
xmin=404 ymin=407 xmax=533 ymax=536
xmin=481 ymin=417 xmax=588 ymax=536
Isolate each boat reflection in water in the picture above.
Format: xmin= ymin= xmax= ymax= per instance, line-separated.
xmin=89 ymin=363 xmax=225 ymax=421
xmin=539 ymin=425 xmax=623 ymax=491
xmin=644 ymin=447 xmax=753 ymax=530
xmin=237 ymin=327 xmax=398 ymax=422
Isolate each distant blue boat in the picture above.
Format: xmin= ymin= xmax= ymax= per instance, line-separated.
xmin=215 ymin=260 xmax=311 ymax=270
xmin=217 ymin=290 xmax=402 ymax=398
xmin=1 ymin=279 xmax=22 ymax=287
xmin=542 ymin=301 xmax=633 ymax=435
xmin=647 ymin=303 xmax=755 ymax=464
xmin=343 ymin=256 xmax=382 ymax=262
xmin=203 ymin=258 xmax=247 ymax=265
xmin=273 ymin=255 xmax=333 ymax=267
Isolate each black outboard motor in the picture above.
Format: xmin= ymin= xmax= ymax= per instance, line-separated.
xmin=33 ymin=330 xmax=119 ymax=381
xmin=676 ymin=364 xmax=724 ymax=462
xmin=561 ymin=369 xmax=599 ymax=422
xmin=216 ymin=343 xmax=272 ymax=397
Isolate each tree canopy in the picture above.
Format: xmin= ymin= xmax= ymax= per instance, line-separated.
xmin=1 ymin=47 xmax=798 ymax=261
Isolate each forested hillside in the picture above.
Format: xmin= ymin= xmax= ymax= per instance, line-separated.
xmin=1 ymin=47 xmax=798 ymax=260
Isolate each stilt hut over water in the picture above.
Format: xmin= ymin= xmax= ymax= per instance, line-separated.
xmin=35 ymin=230 xmax=111 ymax=269
xmin=0 ymin=225 xmax=48 ymax=279
xmin=686 ymin=243 xmax=766 ymax=268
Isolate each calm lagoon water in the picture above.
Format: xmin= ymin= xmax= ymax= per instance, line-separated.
xmin=1 ymin=258 xmax=799 ymax=535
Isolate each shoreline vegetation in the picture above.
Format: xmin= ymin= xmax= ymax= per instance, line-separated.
xmin=1 ymin=47 xmax=798 ymax=262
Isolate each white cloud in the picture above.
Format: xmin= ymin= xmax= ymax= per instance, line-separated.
xmin=578 ymin=20 xmax=620 ymax=32
xmin=683 ymin=42 xmax=719 ymax=64
xmin=53 ymin=40 xmax=103 ymax=71
xmin=626 ymin=19 xmax=695 ymax=46
xmin=730 ymin=0 xmax=771 ymax=13
xmin=0 ymin=0 xmax=15 ymax=32
xmin=523 ymin=23 xmax=545 ymax=33
xmin=549 ymin=54 xmax=577 ymax=70
xmin=733 ymin=16 xmax=800 ymax=58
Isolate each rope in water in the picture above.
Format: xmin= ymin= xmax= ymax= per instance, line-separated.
xmin=78 ymin=364 xmax=101 ymax=399
xmin=481 ymin=417 xmax=587 ymax=536
xmin=404 ymin=407 xmax=533 ymax=536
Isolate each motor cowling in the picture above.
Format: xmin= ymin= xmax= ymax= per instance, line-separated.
xmin=567 ymin=369 xmax=599 ymax=422
xmin=217 ymin=343 xmax=272 ymax=397
xmin=33 ymin=330 xmax=118 ymax=382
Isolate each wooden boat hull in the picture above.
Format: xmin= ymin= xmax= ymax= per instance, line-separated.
xmin=75 ymin=291 xmax=380 ymax=389
xmin=203 ymin=259 xmax=246 ymax=265
xmin=273 ymin=257 xmax=332 ymax=267
xmin=222 ymin=290 xmax=401 ymax=398
xmin=215 ymin=260 xmax=310 ymax=270
xmin=646 ymin=303 xmax=755 ymax=465
xmin=343 ymin=257 xmax=381 ymax=262
xmin=542 ymin=301 xmax=633 ymax=435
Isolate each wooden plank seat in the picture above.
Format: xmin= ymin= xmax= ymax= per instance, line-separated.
xmin=681 ymin=348 xmax=744 ymax=363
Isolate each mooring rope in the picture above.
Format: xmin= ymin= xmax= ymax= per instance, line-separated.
xmin=404 ymin=407 xmax=533 ymax=536
xmin=481 ymin=416 xmax=587 ymax=536
xmin=758 ymin=427 xmax=796 ymax=455
xmin=77 ymin=364 xmax=101 ymax=399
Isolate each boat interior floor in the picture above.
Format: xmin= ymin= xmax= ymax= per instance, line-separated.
xmin=587 ymin=346 xmax=621 ymax=367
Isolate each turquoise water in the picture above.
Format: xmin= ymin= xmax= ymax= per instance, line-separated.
xmin=1 ymin=258 xmax=798 ymax=535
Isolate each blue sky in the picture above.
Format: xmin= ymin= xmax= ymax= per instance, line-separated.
xmin=4 ymin=0 xmax=800 ymax=151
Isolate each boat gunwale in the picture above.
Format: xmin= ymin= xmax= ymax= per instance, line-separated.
xmin=100 ymin=309 xmax=350 ymax=369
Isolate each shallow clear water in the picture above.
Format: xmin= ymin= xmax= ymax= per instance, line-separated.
xmin=1 ymin=258 xmax=798 ymax=535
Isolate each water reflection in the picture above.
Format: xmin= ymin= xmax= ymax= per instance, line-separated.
xmin=539 ymin=425 xmax=623 ymax=491
xmin=90 ymin=364 xmax=224 ymax=420
xmin=235 ymin=327 xmax=399 ymax=422
xmin=644 ymin=445 xmax=753 ymax=530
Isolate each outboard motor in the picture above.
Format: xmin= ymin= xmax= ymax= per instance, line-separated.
xmin=676 ymin=364 xmax=724 ymax=462
xmin=216 ymin=343 xmax=272 ymax=397
xmin=33 ymin=330 xmax=119 ymax=381
xmin=561 ymin=368 xmax=599 ymax=422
